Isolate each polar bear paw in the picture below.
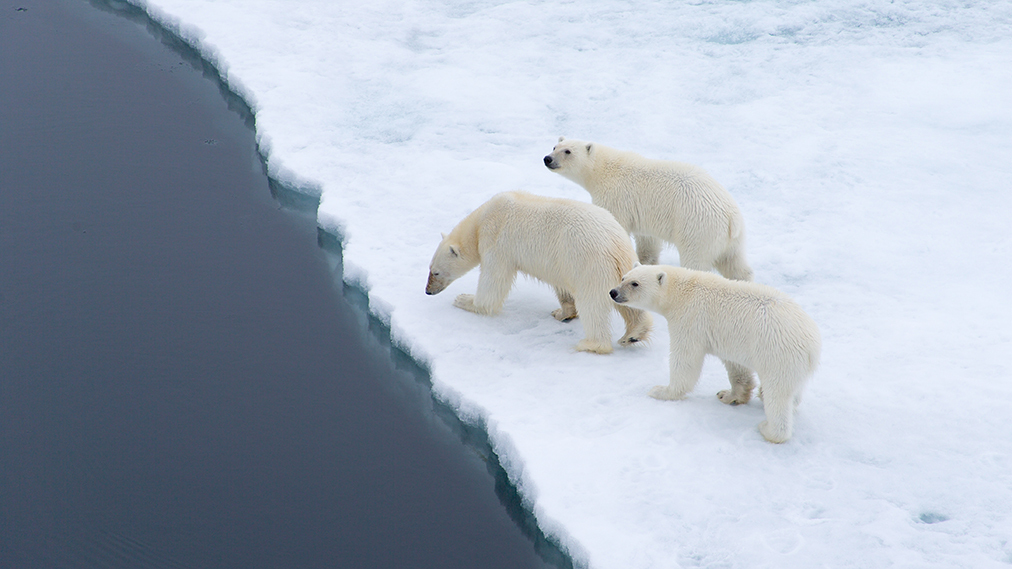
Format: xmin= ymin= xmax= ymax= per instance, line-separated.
xmin=759 ymin=420 xmax=790 ymax=444
xmin=453 ymin=294 xmax=483 ymax=314
xmin=648 ymin=385 xmax=688 ymax=401
xmin=717 ymin=389 xmax=751 ymax=406
xmin=551 ymin=306 xmax=578 ymax=322
xmin=576 ymin=339 xmax=613 ymax=355
xmin=618 ymin=334 xmax=642 ymax=346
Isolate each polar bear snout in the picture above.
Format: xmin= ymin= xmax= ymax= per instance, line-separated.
xmin=426 ymin=272 xmax=449 ymax=295
xmin=610 ymin=288 xmax=626 ymax=303
xmin=543 ymin=155 xmax=558 ymax=169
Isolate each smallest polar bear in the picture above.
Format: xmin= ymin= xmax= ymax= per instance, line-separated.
xmin=544 ymin=138 xmax=753 ymax=281
xmin=610 ymin=265 xmax=820 ymax=443
xmin=425 ymin=191 xmax=652 ymax=354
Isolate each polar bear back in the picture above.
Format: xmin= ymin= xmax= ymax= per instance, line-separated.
xmin=478 ymin=191 xmax=636 ymax=289
xmin=663 ymin=269 xmax=821 ymax=377
xmin=545 ymin=139 xmax=748 ymax=275
xmin=590 ymin=147 xmax=741 ymax=246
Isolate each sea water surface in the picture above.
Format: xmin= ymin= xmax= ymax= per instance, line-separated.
xmin=0 ymin=1 xmax=567 ymax=567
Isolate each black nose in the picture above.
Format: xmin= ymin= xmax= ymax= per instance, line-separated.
xmin=543 ymin=156 xmax=552 ymax=166
xmin=609 ymin=289 xmax=618 ymax=299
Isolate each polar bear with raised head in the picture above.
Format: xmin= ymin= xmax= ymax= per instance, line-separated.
xmin=544 ymin=137 xmax=753 ymax=281
xmin=610 ymin=264 xmax=820 ymax=443
xmin=426 ymin=191 xmax=652 ymax=354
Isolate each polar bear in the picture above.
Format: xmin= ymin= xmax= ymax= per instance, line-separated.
xmin=544 ymin=137 xmax=753 ymax=281
xmin=610 ymin=265 xmax=820 ymax=443
xmin=425 ymin=191 xmax=652 ymax=354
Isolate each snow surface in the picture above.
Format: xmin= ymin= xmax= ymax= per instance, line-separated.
xmin=131 ymin=0 xmax=1012 ymax=566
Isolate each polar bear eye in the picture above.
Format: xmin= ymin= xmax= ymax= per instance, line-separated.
xmin=564 ymin=149 xmax=571 ymax=155
xmin=631 ymin=282 xmax=639 ymax=287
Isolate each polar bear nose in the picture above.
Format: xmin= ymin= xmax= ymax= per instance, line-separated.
xmin=543 ymin=155 xmax=553 ymax=166
xmin=609 ymin=288 xmax=619 ymax=299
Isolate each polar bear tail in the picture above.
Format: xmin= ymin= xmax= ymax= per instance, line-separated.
xmin=806 ymin=328 xmax=823 ymax=375
xmin=728 ymin=212 xmax=743 ymax=241
xmin=713 ymin=212 xmax=754 ymax=282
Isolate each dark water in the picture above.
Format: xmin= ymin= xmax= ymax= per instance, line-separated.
xmin=0 ymin=1 xmax=570 ymax=567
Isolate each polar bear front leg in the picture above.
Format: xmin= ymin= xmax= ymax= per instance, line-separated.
xmin=634 ymin=234 xmax=662 ymax=265
xmin=455 ymin=263 xmax=516 ymax=315
xmin=649 ymin=349 xmax=704 ymax=400
xmin=717 ymin=360 xmax=756 ymax=405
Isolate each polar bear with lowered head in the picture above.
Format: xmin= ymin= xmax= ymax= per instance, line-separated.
xmin=544 ymin=138 xmax=753 ymax=281
xmin=610 ymin=265 xmax=820 ymax=443
xmin=426 ymin=191 xmax=652 ymax=354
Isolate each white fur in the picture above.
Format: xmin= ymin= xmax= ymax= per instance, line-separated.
xmin=426 ymin=191 xmax=652 ymax=354
xmin=545 ymin=137 xmax=753 ymax=281
xmin=611 ymin=265 xmax=821 ymax=443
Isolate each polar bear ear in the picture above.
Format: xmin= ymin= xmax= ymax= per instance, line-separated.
xmin=440 ymin=232 xmax=447 ymax=240
xmin=657 ymin=271 xmax=666 ymax=285
xmin=558 ymin=136 xmax=565 ymax=142
xmin=449 ymin=246 xmax=459 ymax=258
xmin=586 ymin=143 xmax=593 ymax=154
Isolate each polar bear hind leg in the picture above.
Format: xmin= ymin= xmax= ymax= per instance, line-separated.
xmin=634 ymin=234 xmax=663 ymax=265
xmin=615 ymin=303 xmax=651 ymax=346
xmin=573 ymin=293 xmax=614 ymax=354
xmin=717 ymin=360 xmax=755 ymax=405
xmin=757 ymin=384 xmax=803 ymax=409
xmin=676 ymin=249 xmax=715 ymax=274
xmin=714 ymin=243 xmax=754 ymax=282
xmin=552 ymin=287 xmax=579 ymax=322
xmin=757 ymin=378 xmax=798 ymax=443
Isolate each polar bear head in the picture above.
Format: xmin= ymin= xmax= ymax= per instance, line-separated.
xmin=543 ymin=136 xmax=595 ymax=183
xmin=610 ymin=264 xmax=666 ymax=311
xmin=426 ymin=233 xmax=475 ymax=295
